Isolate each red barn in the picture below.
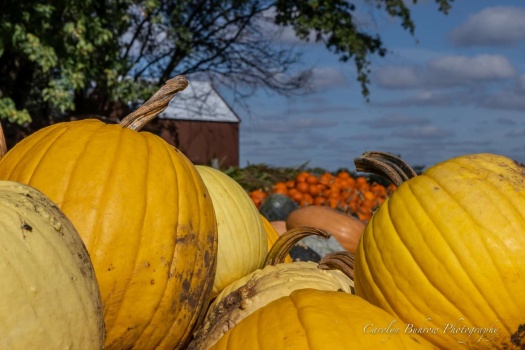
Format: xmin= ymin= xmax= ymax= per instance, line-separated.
xmin=156 ymin=81 xmax=241 ymax=168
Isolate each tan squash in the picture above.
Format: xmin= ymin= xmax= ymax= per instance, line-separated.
xmin=0 ymin=181 xmax=105 ymax=349
xmin=286 ymin=206 xmax=365 ymax=254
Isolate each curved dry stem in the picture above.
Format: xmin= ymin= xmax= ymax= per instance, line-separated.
xmin=364 ymin=151 xmax=418 ymax=179
xmin=263 ymin=226 xmax=331 ymax=267
xmin=119 ymin=75 xmax=189 ymax=131
xmin=318 ymin=251 xmax=355 ymax=281
xmin=354 ymin=157 xmax=404 ymax=187
xmin=354 ymin=151 xmax=417 ymax=187
xmin=0 ymin=122 xmax=6 ymax=158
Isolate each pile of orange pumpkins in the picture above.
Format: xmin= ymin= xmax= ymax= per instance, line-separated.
xmin=0 ymin=76 xmax=524 ymax=350
xmin=249 ymin=171 xmax=396 ymax=222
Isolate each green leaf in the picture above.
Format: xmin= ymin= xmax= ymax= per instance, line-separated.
xmin=0 ymin=98 xmax=32 ymax=125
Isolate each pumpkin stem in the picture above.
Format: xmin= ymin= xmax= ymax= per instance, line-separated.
xmin=119 ymin=75 xmax=189 ymax=131
xmin=263 ymin=226 xmax=331 ymax=266
xmin=318 ymin=251 xmax=355 ymax=282
xmin=0 ymin=122 xmax=7 ymax=158
xmin=354 ymin=151 xmax=417 ymax=187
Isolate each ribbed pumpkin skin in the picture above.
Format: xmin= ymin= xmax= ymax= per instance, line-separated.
xmin=190 ymin=261 xmax=354 ymax=349
xmin=211 ymin=289 xmax=434 ymax=350
xmin=196 ymin=165 xmax=267 ymax=297
xmin=0 ymin=120 xmax=218 ymax=350
xmin=355 ymin=154 xmax=525 ymax=349
xmin=0 ymin=181 xmax=105 ymax=349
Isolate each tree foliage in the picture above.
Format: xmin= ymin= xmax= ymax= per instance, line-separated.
xmin=0 ymin=0 xmax=453 ymax=144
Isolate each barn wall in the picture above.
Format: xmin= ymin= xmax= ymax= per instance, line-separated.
xmin=158 ymin=119 xmax=239 ymax=167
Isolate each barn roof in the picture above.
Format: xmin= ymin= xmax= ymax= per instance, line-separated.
xmin=158 ymin=80 xmax=240 ymax=123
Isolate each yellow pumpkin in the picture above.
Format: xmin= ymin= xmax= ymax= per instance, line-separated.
xmin=0 ymin=181 xmax=104 ymax=349
xmin=189 ymin=227 xmax=356 ymax=349
xmin=0 ymin=77 xmax=218 ymax=350
xmin=196 ymin=165 xmax=267 ymax=297
xmin=211 ymin=289 xmax=434 ymax=349
xmin=190 ymin=260 xmax=354 ymax=349
xmin=354 ymin=151 xmax=525 ymax=349
xmin=260 ymin=214 xmax=292 ymax=263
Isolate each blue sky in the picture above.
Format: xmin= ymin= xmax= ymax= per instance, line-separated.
xmin=223 ymin=1 xmax=525 ymax=171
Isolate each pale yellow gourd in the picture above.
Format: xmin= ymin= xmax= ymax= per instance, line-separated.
xmin=0 ymin=181 xmax=105 ymax=349
xmin=196 ymin=166 xmax=267 ymax=297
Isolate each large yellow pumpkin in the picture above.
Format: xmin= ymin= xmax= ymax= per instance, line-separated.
xmin=210 ymin=289 xmax=434 ymax=349
xmin=190 ymin=227 xmax=362 ymax=349
xmin=0 ymin=77 xmax=218 ymax=350
xmin=0 ymin=181 xmax=105 ymax=349
xmin=190 ymin=242 xmax=355 ymax=349
xmin=353 ymin=151 xmax=525 ymax=349
xmin=196 ymin=165 xmax=267 ymax=297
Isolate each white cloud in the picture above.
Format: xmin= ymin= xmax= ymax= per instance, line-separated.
xmin=380 ymin=138 xmax=497 ymax=169
xmin=248 ymin=115 xmax=339 ymax=134
xmin=362 ymin=113 xmax=430 ymax=128
xmin=496 ymin=117 xmax=518 ymax=126
xmin=482 ymin=92 xmax=525 ymax=111
xmin=505 ymin=129 xmax=525 ymax=137
xmin=376 ymin=77 xmax=525 ymax=111
xmin=276 ymin=26 xmax=319 ymax=44
xmin=428 ymin=55 xmax=516 ymax=81
xmin=391 ymin=126 xmax=455 ymax=139
xmin=375 ymin=90 xmax=478 ymax=108
xmin=287 ymin=104 xmax=357 ymax=115
xmin=309 ymin=67 xmax=350 ymax=89
xmin=373 ymin=66 xmax=421 ymax=88
xmin=449 ymin=6 xmax=525 ymax=47
xmin=349 ymin=133 xmax=386 ymax=141
xmin=480 ymin=75 xmax=525 ymax=111
xmin=373 ymin=54 xmax=516 ymax=89
xmin=518 ymin=75 xmax=525 ymax=93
